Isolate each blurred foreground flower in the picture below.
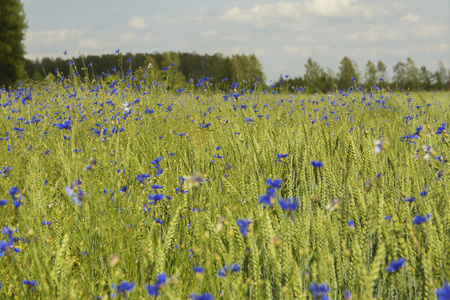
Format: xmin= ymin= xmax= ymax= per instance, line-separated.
xmin=236 ymin=219 xmax=251 ymax=236
xmin=65 ymin=180 xmax=85 ymax=205
xmin=308 ymin=282 xmax=330 ymax=300
xmin=146 ymin=273 xmax=167 ymax=296
xmin=218 ymin=263 xmax=240 ymax=277
xmin=190 ymin=293 xmax=214 ymax=300
xmin=436 ymin=281 xmax=450 ymax=300
xmin=373 ymin=140 xmax=388 ymax=154
xmin=311 ymin=160 xmax=324 ymax=168
xmin=325 ymin=198 xmax=343 ymax=212
xmin=185 ymin=174 xmax=205 ymax=189
xmin=112 ymin=281 xmax=135 ymax=296
xmin=386 ymin=258 xmax=406 ymax=272
xmin=412 ymin=214 xmax=431 ymax=225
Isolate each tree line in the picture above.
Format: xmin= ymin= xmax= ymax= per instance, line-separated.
xmin=23 ymin=51 xmax=266 ymax=89
xmin=22 ymin=53 xmax=450 ymax=93
xmin=279 ymin=57 xmax=450 ymax=93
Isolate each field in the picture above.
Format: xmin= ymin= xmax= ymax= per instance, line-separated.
xmin=0 ymin=67 xmax=450 ymax=299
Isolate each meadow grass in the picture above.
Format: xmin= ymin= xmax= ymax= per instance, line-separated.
xmin=0 ymin=66 xmax=449 ymax=299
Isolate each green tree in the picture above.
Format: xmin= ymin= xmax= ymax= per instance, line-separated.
xmin=0 ymin=0 xmax=28 ymax=87
xmin=364 ymin=60 xmax=377 ymax=87
xmin=337 ymin=56 xmax=358 ymax=90
xmin=405 ymin=57 xmax=419 ymax=90
xmin=393 ymin=61 xmax=407 ymax=89
xmin=419 ymin=66 xmax=432 ymax=90
xmin=303 ymin=58 xmax=327 ymax=93
xmin=376 ymin=61 xmax=388 ymax=83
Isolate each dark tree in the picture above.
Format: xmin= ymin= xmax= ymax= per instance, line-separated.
xmin=0 ymin=0 xmax=28 ymax=87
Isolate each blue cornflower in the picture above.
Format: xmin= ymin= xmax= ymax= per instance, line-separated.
xmin=8 ymin=186 xmax=19 ymax=197
xmin=436 ymin=281 xmax=450 ymax=300
xmin=135 ymin=173 xmax=151 ymax=184
xmin=436 ymin=123 xmax=447 ymax=134
xmin=386 ymin=258 xmax=406 ymax=272
xmin=22 ymin=279 xmax=38 ymax=286
xmin=236 ymin=219 xmax=251 ymax=236
xmin=151 ymin=184 xmax=163 ymax=190
xmin=266 ymin=178 xmax=282 ymax=189
xmin=276 ymin=153 xmax=289 ymax=162
xmin=438 ymin=171 xmax=444 ymax=181
xmin=420 ymin=187 xmax=428 ymax=196
xmin=148 ymin=194 xmax=164 ymax=202
xmin=344 ymin=290 xmax=352 ymax=300
xmin=412 ymin=214 xmax=431 ymax=225
xmin=114 ymin=281 xmax=135 ymax=294
xmin=190 ymin=293 xmax=214 ymax=300
xmin=404 ymin=197 xmax=416 ymax=203
xmin=218 ymin=263 xmax=241 ymax=277
xmin=385 ymin=215 xmax=392 ymax=222
xmin=278 ymin=198 xmax=299 ymax=212
xmin=146 ymin=273 xmax=167 ymax=296
xmin=259 ymin=187 xmax=277 ymax=207
xmin=56 ymin=120 xmax=72 ymax=130
xmin=151 ymin=157 xmax=162 ymax=165
xmin=193 ymin=266 xmax=204 ymax=274
xmin=0 ymin=200 xmax=6 ymax=206
xmin=0 ymin=281 xmax=2 ymax=290
xmin=308 ymin=282 xmax=330 ymax=300
xmin=42 ymin=219 xmax=52 ymax=226
xmin=311 ymin=160 xmax=324 ymax=168
xmin=377 ymin=172 xmax=382 ymax=179
xmin=348 ymin=220 xmax=355 ymax=228
xmin=401 ymin=126 xmax=422 ymax=140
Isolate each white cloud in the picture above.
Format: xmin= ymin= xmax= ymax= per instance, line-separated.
xmin=400 ymin=13 xmax=420 ymax=23
xmin=129 ymin=17 xmax=148 ymax=29
xmin=347 ymin=25 xmax=401 ymax=43
xmin=303 ymin=0 xmax=357 ymax=17
xmin=201 ymin=30 xmax=218 ymax=37
xmin=219 ymin=2 xmax=303 ymax=24
xmin=283 ymin=46 xmax=310 ymax=57
xmin=26 ymin=29 xmax=84 ymax=46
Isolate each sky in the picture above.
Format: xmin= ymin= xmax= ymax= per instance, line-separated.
xmin=22 ymin=0 xmax=450 ymax=81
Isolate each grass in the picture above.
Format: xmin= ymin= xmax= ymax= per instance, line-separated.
xmin=0 ymin=64 xmax=449 ymax=299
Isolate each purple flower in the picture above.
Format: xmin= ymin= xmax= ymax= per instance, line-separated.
xmin=386 ymin=258 xmax=406 ymax=272
xmin=236 ymin=219 xmax=251 ymax=236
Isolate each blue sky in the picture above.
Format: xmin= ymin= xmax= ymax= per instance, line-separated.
xmin=22 ymin=0 xmax=450 ymax=81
